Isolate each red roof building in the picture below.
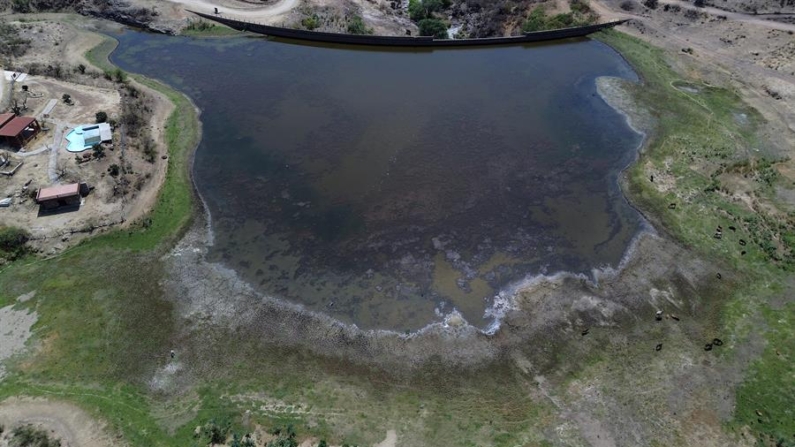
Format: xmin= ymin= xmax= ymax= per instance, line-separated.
xmin=0 ymin=115 xmax=41 ymax=147
xmin=36 ymin=183 xmax=81 ymax=209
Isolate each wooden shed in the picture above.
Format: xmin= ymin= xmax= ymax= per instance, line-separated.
xmin=0 ymin=115 xmax=41 ymax=147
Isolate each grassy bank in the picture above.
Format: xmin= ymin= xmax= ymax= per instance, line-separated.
xmin=0 ymin=31 xmax=200 ymax=446
xmin=86 ymin=33 xmax=200 ymax=251
xmin=596 ymin=30 xmax=794 ymax=446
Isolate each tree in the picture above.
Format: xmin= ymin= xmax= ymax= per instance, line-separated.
xmin=77 ymin=63 xmax=86 ymax=74
xmin=95 ymin=111 xmax=108 ymax=123
xmin=61 ymin=93 xmax=71 ymax=104
xmin=522 ymin=7 xmax=547 ymax=32
xmin=92 ymin=144 xmax=105 ymax=159
xmin=409 ymin=0 xmax=446 ymax=21
xmin=318 ymin=440 xmax=328 ymax=447
xmin=643 ymin=0 xmax=659 ymax=8
xmin=693 ymin=0 xmax=705 ymax=6
xmin=108 ymin=164 xmax=120 ymax=177
xmin=418 ymin=18 xmax=448 ymax=38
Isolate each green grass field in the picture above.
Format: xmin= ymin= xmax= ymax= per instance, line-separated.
xmin=597 ymin=30 xmax=795 ymax=447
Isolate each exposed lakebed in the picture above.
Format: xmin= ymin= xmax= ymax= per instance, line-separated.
xmin=112 ymin=32 xmax=643 ymax=331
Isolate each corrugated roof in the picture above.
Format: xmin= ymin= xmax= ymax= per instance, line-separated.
xmin=0 ymin=116 xmax=36 ymax=137
xmin=36 ymin=183 xmax=80 ymax=202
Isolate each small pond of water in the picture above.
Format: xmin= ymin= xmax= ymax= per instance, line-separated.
xmin=112 ymin=32 xmax=643 ymax=331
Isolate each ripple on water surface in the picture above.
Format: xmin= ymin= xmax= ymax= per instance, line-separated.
xmin=112 ymin=32 xmax=643 ymax=331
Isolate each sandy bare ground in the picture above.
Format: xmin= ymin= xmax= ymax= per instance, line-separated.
xmin=0 ymin=300 xmax=37 ymax=380
xmin=0 ymin=397 xmax=119 ymax=447
xmin=658 ymin=0 xmax=795 ymax=31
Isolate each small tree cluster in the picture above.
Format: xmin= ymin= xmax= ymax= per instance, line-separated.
xmin=408 ymin=0 xmax=449 ymax=21
xmin=418 ymin=18 xmax=448 ymax=38
xmin=95 ymin=111 xmax=108 ymax=123
xmin=346 ymin=15 xmax=372 ymax=34
xmin=0 ymin=226 xmax=30 ymax=260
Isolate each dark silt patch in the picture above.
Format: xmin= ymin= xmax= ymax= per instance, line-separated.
xmin=111 ymin=32 xmax=643 ymax=331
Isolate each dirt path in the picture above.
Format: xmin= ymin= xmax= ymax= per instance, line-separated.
xmin=657 ymin=0 xmax=795 ymax=31
xmin=167 ymin=0 xmax=301 ymax=22
xmin=0 ymin=397 xmax=118 ymax=447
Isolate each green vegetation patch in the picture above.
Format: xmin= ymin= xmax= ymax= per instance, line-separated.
xmin=0 ymin=227 xmax=31 ymax=262
xmin=522 ymin=1 xmax=597 ymax=33
xmin=596 ymin=30 xmax=795 ymax=446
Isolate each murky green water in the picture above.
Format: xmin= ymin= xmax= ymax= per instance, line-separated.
xmin=112 ymin=32 xmax=642 ymax=331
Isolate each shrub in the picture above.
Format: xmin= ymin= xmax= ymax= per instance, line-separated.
xmin=570 ymin=0 xmax=592 ymax=14
xmin=643 ymin=0 xmax=658 ymax=8
xmin=10 ymin=424 xmax=61 ymax=447
xmin=202 ymin=419 xmax=231 ymax=445
xmin=77 ymin=63 xmax=86 ymax=74
xmin=522 ymin=7 xmax=547 ymax=32
xmin=301 ymin=15 xmax=320 ymax=30
xmin=346 ymin=15 xmax=372 ymax=34
xmin=95 ymin=111 xmax=108 ymax=123
xmin=0 ymin=227 xmax=30 ymax=260
xmin=409 ymin=0 xmax=446 ymax=20
xmin=61 ymin=93 xmax=71 ymax=104
xmin=92 ymin=144 xmax=105 ymax=159
xmin=108 ymin=164 xmax=120 ymax=177
xmin=620 ymin=0 xmax=635 ymax=10
xmin=0 ymin=20 xmax=31 ymax=59
xmin=112 ymin=68 xmax=126 ymax=83
xmin=11 ymin=0 xmax=31 ymax=13
xmin=418 ymin=18 xmax=448 ymax=38
xmin=142 ymin=138 xmax=157 ymax=163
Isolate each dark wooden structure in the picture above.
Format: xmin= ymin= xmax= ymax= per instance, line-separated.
xmin=0 ymin=114 xmax=41 ymax=147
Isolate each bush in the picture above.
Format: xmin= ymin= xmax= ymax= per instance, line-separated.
xmin=108 ymin=164 xmax=120 ymax=177
xmin=620 ymin=0 xmax=635 ymax=10
xmin=112 ymin=68 xmax=126 ymax=83
xmin=10 ymin=424 xmax=61 ymax=447
xmin=142 ymin=138 xmax=157 ymax=163
xmin=409 ymin=0 xmax=446 ymax=21
xmin=11 ymin=0 xmax=31 ymax=13
xmin=643 ymin=0 xmax=658 ymax=8
xmin=418 ymin=18 xmax=448 ymax=38
xmin=95 ymin=111 xmax=108 ymax=123
xmin=570 ymin=0 xmax=592 ymax=14
xmin=61 ymin=93 xmax=71 ymax=104
xmin=202 ymin=419 xmax=231 ymax=445
xmin=301 ymin=15 xmax=320 ymax=30
xmin=522 ymin=7 xmax=547 ymax=32
xmin=0 ymin=20 xmax=31 ymax=59
xmin=346 ymin=15 xmax=372 ymax=34
xmin=0 ymin=227 xmax=30 ymax=260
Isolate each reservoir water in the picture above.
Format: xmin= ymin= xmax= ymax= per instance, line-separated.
xmin=112 ymin=32 xmax=643 ymax=331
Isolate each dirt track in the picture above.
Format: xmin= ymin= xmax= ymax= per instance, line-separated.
xmin=167 ymin=0 xmax=301 ymax=23
xmin=0 ymin=397 xmax=118 ymax=447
